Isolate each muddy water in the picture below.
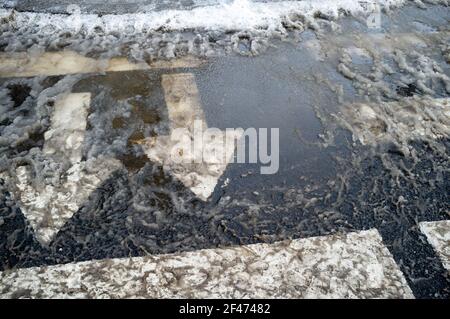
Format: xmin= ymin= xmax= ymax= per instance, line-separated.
xmin=0 ymin=3 xmax=449 ymax=298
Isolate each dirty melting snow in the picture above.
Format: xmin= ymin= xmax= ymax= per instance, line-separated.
xmin=1 ymin=0 xmax=406 ymax=32
xmin=0 ymin=0 xmax=409 ymax=58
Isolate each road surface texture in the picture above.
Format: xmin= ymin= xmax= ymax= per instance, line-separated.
xmin=0 ymin=0 xmax=449 ymax=298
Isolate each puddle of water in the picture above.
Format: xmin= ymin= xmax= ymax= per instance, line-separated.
xmin=7 ymin=83 xmax=31 ymax=108
xmin=72 ymin=70 xmax=168 ymax=174
xmin=112 ymin=116 xmax=126 ymax=129
xmin=129 ymin=99 xmax=161 ymax=125
xmin=119 ymin=153 xmax=150 ymax=172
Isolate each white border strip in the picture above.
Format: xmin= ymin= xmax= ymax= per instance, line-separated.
xmin=0 ymin=51 xmax=203 ymax=78
xmin=0 ymin=229 xmax=413 ymax=298
xmin=420 ymin=220 xmax=450 ymax=271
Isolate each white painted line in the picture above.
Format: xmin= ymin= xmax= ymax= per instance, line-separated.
xmin=4 ymin=93 xmax=122 ymax=244
xmin=144 ymin=73 xmax=241 ymax=201
xmin=0 ymin=51 xmax=204 ymax=78
xmin=43 ymin=92 xmax=90 ymax=164
xmin=0 ymin=229 xmax=414 ymax=298
xmin=420 ymin=220 xmax=450 ymax=271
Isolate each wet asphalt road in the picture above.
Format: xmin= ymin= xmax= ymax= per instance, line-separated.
xmin=0 ymin=2 xmax=449 ymax=298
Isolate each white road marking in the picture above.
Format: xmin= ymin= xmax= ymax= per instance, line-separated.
xmin=144 ymin=73 xmax=242 ymax=201
xmin=420 ymin=220 xmax=450 ymax=271
xmin=0 ymin=229 xmax=414 ymax=298
xmin=43 ymin=93 xmax=90 ymax=164
xmin=5 ymin=93 xmax=122 ymax=244
xmin=0 ymin=51 xmax=204 ymax=78
xmin=2 ymin=72 xmax=238 ymax=244
xmin=1 ymin=54 xmax=232 ymax=242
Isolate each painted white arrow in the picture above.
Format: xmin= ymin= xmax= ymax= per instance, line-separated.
xmin=144 ymin=73 xmax=242 ymax=201
xmin=420 ymin=220 xmax=450 ymax=271
xmin=1 ymin=55 xmax=240 ymax=244
xmin=9 ymin=92 xmax=122 ymax=245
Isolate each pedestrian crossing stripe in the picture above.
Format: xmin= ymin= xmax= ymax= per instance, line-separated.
xmin=420 ymin=220 xmax=450 ymax=271
xmin=0 ymin=229 xmax=414 ymax=299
